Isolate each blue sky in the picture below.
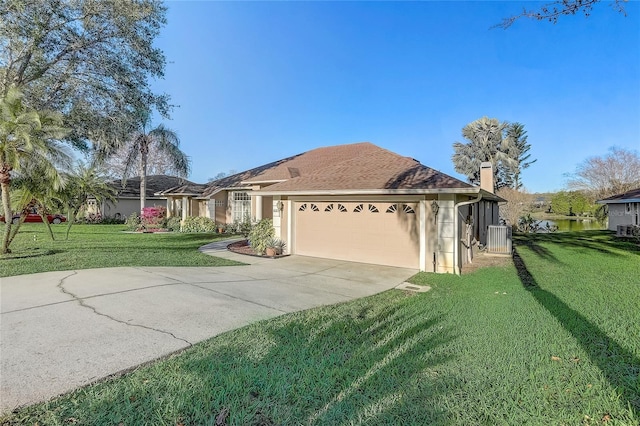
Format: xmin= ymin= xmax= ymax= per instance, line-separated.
xmin=153 ymin=1 xmax=639 ymax=193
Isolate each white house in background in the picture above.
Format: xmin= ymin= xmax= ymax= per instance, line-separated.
xmin=597 ymin=188 xmax=640 ymax=231
xmin=158 ymin=142 xmax=504 ymax=274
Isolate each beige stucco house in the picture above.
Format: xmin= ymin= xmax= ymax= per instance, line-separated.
xmin=90 ymin=175 xmax=201 ymax=219
xmin=598 ymin=188 xmax=640 ymax=231
xmin=159 ymin=142 xmax=503 ymax=274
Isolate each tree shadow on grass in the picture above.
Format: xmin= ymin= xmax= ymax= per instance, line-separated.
xmin=513 ymin=238 xmax=562 ymax=264
xmin=513 ymin=249 xmax=640 ymax=418
xmin=514 ymin=231 xmax=640 ymax=260
xmin=0 ymin=249 xmax=62 ymax=261
xmin=25 ymin=293 xmax=458 ymax=425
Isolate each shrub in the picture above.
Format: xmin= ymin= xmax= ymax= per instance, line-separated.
xmin=80 ymin=214 xmax=125 ymax=225
xmin=517 ymin=214 xmax=558 ymax=233
xmin=83 ymin=212 xmax=103 ymax=224
xmin=236 ymin=213 xmax=253 ymax=238
xmin=181 ymin=216 xmax=217 ymax=233
xmin=166 ymin=217 xmax=182 ymax=232
xmin=248 ymin=219 xmax=275 ymax=255
xmin=125 ymin=212 xmax=141 ymax=231
xmin=100 ymin=215 xmax=126 ymax=225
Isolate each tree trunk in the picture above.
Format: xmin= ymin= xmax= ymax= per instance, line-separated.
xmin=32 ymin=202 xmax=55 ymax=240
xmin=7 ymin=217 xmax=23 ymax=247
xmin=65 ymin=205 xmax=73 ymax=240
xmin=140 ymin=146 xmax=148 ymax=214
xmin=1 ymin=181 xmax=12 ymax=254
xmin=40 ymin=213 xmax=55 ymax=240
xmin=65 ymin=206 xmax=82 ymax=240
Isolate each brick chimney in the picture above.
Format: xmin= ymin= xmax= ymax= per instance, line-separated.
xmin=480 ymin=162 xmax=494 ymax=193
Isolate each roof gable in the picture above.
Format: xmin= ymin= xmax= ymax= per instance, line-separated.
xmin=189 ymin=142 xmax=475 ymax=197
xmin=252 ymin=143 xmax=472 ymax=192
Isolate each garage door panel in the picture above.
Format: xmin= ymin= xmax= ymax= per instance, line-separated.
xmin=295 ymin=201 xmax=419 ymax=269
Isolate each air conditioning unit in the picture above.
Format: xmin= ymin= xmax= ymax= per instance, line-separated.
xmin=617 ymin=225 xmax=639 ymax=238
xmin=487 ymin=225 xmax=512 ymax=255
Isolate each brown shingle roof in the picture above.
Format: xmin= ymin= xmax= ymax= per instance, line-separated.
xmin=158 ymin=183 xmax=209 ymax=196
xmin=198 ymin=142 xmax=473 ymax=196
xmin=256 ymin=143 xmax=472 ymax=192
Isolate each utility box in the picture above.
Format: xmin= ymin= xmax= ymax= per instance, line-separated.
xmin=487 ymin=225 xmax=512 ymax=255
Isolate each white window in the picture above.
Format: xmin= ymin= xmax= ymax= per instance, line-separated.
xmin=231 ymin=191 xmax=251 ymax=222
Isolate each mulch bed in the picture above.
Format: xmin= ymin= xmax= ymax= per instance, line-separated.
xmin=227 ymin=239 xmax=288 ymax=258
xmin=227 ymin=239 xmax=256 ymax=255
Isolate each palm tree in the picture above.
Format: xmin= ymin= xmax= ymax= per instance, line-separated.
xmin=10 ymin=156 xmax=69 ymax=242
xmin=0 ymin=88 xmax=68 ymax=253
xmin=60 ymin=162 xmax=117 ymax=240
xmin=452 ymin=117 xmax=516 ymax=191
xmin=121 ymin=112 xmax=190 ymax=213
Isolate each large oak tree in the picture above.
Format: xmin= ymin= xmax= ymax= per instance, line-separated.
xmin=0 ymin=0 xmax=170 ymax=151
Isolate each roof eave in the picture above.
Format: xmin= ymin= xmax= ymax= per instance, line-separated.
xmin=598 ymin=198 xmax=640 ymax=204
xmin=254 ymin=187 xmax=504 ymax=200
xmin=116 ymin=195 xmax=166 ymax=199
xmin=204 ymin=186 xmax=253 ymax=197
xmin=240 ymin=179 xmax=288 ymax=185
xmin=154 ymin=192 xmax=201 ymax=197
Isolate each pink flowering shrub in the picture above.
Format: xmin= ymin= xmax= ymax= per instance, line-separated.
xmin=141 ymin=206 xmax=166 ymax=228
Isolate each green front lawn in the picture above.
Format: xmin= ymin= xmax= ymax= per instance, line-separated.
xmin=0 ymin=224 xmax=242 ymax=277
xmin=2 ymin=231 xmax=639 ymax=425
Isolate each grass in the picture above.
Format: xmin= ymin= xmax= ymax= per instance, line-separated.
xmin=0 ymin=224 xmax=242 ymax=277
xmin=1 ymin=231 xmax=639 ymax=425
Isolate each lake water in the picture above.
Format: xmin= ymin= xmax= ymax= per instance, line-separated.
xmin=540 ymin=219 xmax=605 ymax=232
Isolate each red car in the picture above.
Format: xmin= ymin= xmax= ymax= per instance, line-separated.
xmin=0 ymin=213 xmax=67 ymax=224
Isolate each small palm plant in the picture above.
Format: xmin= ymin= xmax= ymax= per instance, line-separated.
xmin=266 ymin=237 xmax=286 ymax=256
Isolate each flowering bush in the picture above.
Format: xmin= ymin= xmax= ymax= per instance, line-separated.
xmin=141 ymin=206 xmax=166 ymax=229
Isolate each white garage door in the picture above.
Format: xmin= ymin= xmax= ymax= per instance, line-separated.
xmin=294 ymin=201 xmax=420 ymax=269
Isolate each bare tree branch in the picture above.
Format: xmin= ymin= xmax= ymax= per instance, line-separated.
xmin=495 ymin=0 xmax=627 ymax=29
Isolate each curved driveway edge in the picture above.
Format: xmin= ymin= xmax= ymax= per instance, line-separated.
xmin=0 ymin=248 xmax=415 ymax=414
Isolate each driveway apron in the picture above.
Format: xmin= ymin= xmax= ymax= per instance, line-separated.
xmin=0 ymin=247 xmax=415 ymax=413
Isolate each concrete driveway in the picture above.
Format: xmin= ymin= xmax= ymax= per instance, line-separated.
xmin=0 ymin=244 xmax=415 ymax=414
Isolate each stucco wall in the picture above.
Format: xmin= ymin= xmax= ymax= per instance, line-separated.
xmin=261 ymin=196 xmax=273 ymax=221
xmin=100 ymin=198 xmax=167 ymax=219
xmin=211 ymin=192 xmax=227 ymax=224
xmin=607 ymin=203 xmax=640 ymax=230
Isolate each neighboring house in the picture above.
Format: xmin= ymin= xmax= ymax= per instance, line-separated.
xmin=89 ymin=175 xmax=202 ymax=219
xmin=597 ymin=188 xmax=640 ymax=231
xmin=159 ymin=142 xmax=503 ymax=273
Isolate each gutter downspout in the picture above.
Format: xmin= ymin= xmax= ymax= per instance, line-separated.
xmin=453 ymin=192 xmax=483 ymax=275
